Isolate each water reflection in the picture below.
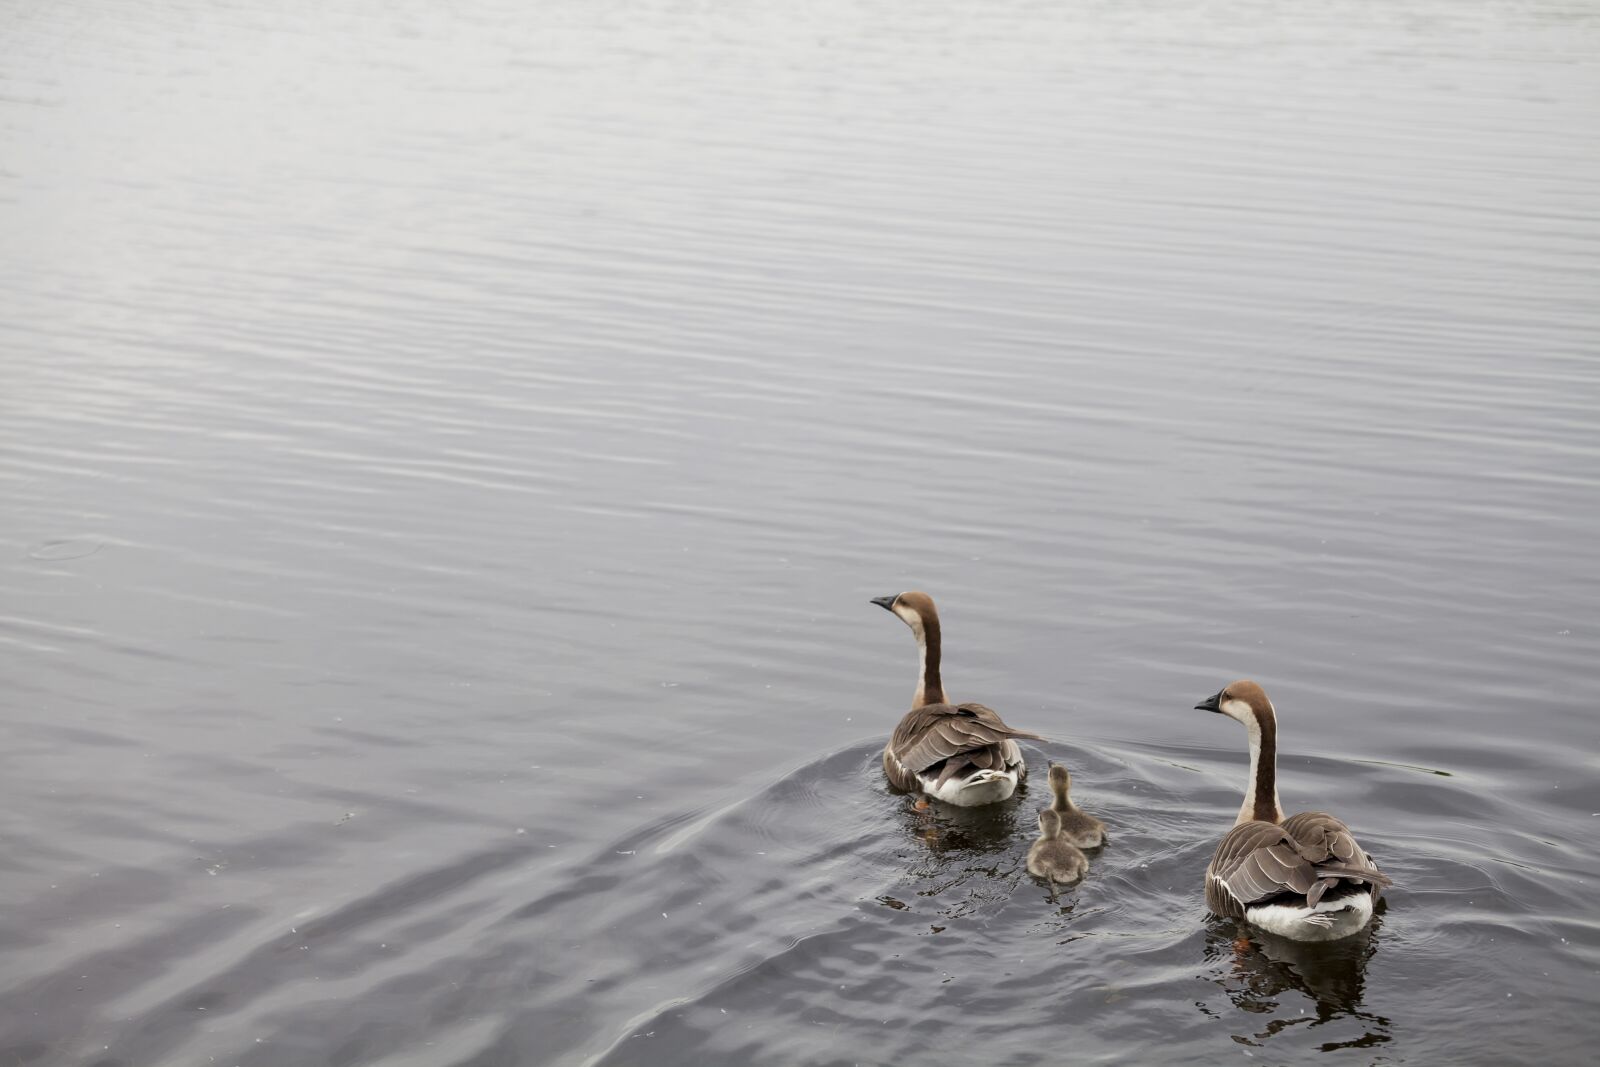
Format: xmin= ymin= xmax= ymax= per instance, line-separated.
xmin=878 ymin=783 xmax=1038 ymax=927
xmin=5 ymin=0 xmax=1597 ymax=1060
xmin=895 ymin=786 xmax=1034 ymax=856
xmin=1201 ymin=916 xmax=1393 ymax=1053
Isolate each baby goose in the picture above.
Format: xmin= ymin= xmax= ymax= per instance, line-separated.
xmin=1046 ymin=762 xmax=1106 ymax=849
xmin=871 ymin=590 xmax=1041 ymax=806
xmin=1197 ymin=680 xmax=1393 ymax=942
xmin=1027 ymin=809 xmax=1088 ymax=899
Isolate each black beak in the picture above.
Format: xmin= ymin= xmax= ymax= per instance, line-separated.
xmin=1194 ymin=690 xmax=1223 ymax=713
xmin=870 ymin=595 xmax=898 ymax=611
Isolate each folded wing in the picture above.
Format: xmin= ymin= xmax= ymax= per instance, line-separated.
xmin=1206 ymin=813 xmax=1391 ymax=917
xmin=884 ymin=702 xmax=1043 ymax=792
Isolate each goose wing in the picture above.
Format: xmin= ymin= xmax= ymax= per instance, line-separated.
xmin=888 ymin=702 xmax=1042 ymax=776
xmin=1281 ymin=811 xmax=1391 ymax=905
xmin=1281 ymin=811 xmax=1371 ymax=865
xmin=1207 ymin=821 xmax=1318 ymax=916
xmin=1207 ymin=816 xmax=1392 ymax=917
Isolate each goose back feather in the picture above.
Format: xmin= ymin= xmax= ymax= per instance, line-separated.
xmin=882 ymin=701 xmax=1041 ymax=794
xmin=1205 ymin=813 xmax=1390 ymax=918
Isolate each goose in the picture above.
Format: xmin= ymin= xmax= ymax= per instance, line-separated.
xmin=1197 ymin=680 xmax=1392 ymax=942
xmin=1046 ymin=762 xmax=1105 ymax=849
xmin=871 ymin=591 xmax=1041 ymax=806
xmin=1027 ymin=809 xmax=1088 ymax=899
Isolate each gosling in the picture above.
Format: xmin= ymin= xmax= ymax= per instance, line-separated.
xmin=1027 ymin=809 xmax=1088 ymax=900
xmin=1046 ymin=762 xmax=1106 ymax=849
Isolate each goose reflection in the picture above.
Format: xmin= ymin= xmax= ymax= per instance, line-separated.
xmin=896 ymin=787 xmax=1031 ymax=856
xmin=1200 ymin=915 xmax=1392 ymax=1052
xmin=883 ymin=791 xmax=1040 ymax=922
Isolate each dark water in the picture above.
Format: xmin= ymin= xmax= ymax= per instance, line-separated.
xmin=3 ymin=1 xmax=1599 ymax=1063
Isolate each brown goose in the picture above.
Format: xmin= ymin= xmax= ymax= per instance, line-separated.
xmin=1046 ymin=763 xmax=1105 ymax=849
xmin=1027 ymin=809 xmax=1088 ymax=899
xmin=871 ymin=591 xmax=1041 ymax=806
xmin=1197 ymin=680 xmax=1392 ymax=941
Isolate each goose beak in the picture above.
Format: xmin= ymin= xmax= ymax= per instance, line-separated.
xmin=1195 ymin=691 xmax=1223 ymax=713
xmin=870 ymin=595 xmax=898 ymax=611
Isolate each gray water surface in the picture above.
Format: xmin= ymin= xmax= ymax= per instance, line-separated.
xmin=3 ymin=1 xmax=1599 ymax=1064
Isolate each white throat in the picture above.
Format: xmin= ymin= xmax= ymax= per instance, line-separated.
xmin=1225 ymin=698 xmax=1282 ymax=826
xmin=892 ymin=603 xmax=933 ymax=706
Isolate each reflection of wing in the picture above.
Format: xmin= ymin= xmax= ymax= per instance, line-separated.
xmin=882 ymin=702 xmax=1042 ymax=792
xmin=1203 ymin=921 xmax=1381 ymax=1022
xmin=1206 ymin=814 xmax=1391 ymax=918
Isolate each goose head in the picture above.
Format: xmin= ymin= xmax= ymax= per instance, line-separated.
xmin=1197 ymin=678 xmax=1284 ymax=825
xmin=1195 ymin=679 xmax=1275 ymax=726
xmin=870 ymin=590 xmax=938 ymax=639
xmin=872 ymin=590 xmax=947 ymax=708
xmin=1047 ymin=762 xmax=1071 ymax=795
xmin=1036 ymin=808 xmax=1062 ymax=839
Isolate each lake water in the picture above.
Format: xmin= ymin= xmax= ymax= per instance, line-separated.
xmin=3 ymin=1 xmax=1598 ymax=1064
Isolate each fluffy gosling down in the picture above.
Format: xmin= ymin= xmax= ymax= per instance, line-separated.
xmin=1027 ymin=809 xmax=1088 ymax=899
xmin=1046 ymin=762 xmax=1106 ymax=849
xmin=871 ymin=591 xmax=1042 ymax=806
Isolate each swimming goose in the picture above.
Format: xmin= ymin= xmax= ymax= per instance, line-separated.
xmin=871 ymin=591 xmax=1041 ymax=806
xmin=1046 ymin=762 xmax=1105 ymax=849
xmin=1197 ymin=680 xmax=1392 ymax=942
xmin=1027 ymin=809 xmax=1088 ymax=899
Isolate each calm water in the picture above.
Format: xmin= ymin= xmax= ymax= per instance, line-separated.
xmin=3 ymin=1 xmax=1599 ymax=1064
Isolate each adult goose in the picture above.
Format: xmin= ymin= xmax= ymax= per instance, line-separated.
xmin=871 ymin=591 xmax=1041 ymax=806
xmin=1197 ymin=680 xmax=1392 ymax=942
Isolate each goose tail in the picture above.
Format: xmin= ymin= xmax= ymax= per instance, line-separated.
xmin=1317 ymin=863 xmax=1393 ymax=888
xmin=1306 ymin=864 xmax=1392 ymax=907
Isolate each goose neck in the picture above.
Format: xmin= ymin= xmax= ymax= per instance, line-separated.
xmin=913 ymin=614 xmax=945 ymax=707
xmin=1238 ymin=705 xmax=1283 ymax=825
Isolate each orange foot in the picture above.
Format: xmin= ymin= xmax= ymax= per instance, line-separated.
xmin=914 ymin=798 xmax=930 ymax=812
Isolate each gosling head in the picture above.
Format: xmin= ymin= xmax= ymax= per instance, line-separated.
xmin=1194 ymin=679 xmax=1274 ymax=726
xmin=1036 ymin=809 xmax=1062 ymax=839
xmin=870 ymin=590 xmax=938 ymax=639
xmin=1047 ymin=762 xmax=1071 ymax=795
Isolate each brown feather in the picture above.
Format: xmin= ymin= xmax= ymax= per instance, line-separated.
xmin=881 ymin=702 xmax=1041 ymax=796
xmin=1205 ymin=814 xmax=1392 ymax=920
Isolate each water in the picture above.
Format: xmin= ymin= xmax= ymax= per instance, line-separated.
xmin=3 ymin=1 xmax=1598 ymax=1063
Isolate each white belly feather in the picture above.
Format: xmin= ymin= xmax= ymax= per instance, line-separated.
xmin=918 ymin=768 xmax=1019 ymax=807
xmin=1245 ymin=892 xmax=1375 ymax=942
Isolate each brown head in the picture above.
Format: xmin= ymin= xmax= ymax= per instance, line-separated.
xmin=870 ymin=590 xmax=940 ymax=638
xmin=1036 ymin=808 xmax=1062 ymax=839
xmin=1047 ymin=762 xmax=1071 ymax=799
xmin=1194 ymin=679 xmax=1275 ymax=727
xmin=871 ymin=590 xmax=946 ymax=706
xmin=1195 ymin=679 xmax=1283 ymax=825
